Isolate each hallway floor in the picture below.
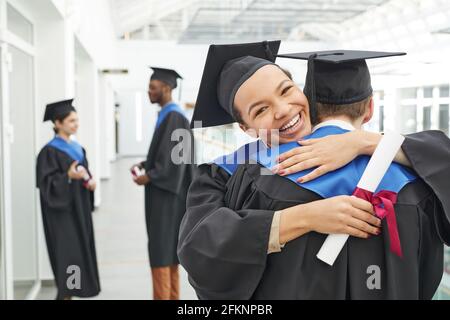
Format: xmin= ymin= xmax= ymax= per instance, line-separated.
xmin=37 ymin=157 xmax=197 ymax=300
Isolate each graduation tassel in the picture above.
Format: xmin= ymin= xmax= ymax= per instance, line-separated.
xmin=263 ymin=40 xmax=275 ymax=62
xmin=307 ymin=54 xmax=318 ymax=125
xmin=178 ymin=78 xmax=183 ymax=102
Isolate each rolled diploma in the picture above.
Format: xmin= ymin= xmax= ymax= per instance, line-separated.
xmin=77 ymin=165 xmax=94 ymax=187
xmin=316 ymin=131 xmax=405 ymax=266
xmin=133 ymin=166 xmax=143 ymax=177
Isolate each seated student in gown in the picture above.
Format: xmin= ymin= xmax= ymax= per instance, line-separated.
xmin=37 ymin=99 xmax=101 ymax=300
xmin=178 ymin=42 xmax=450 ymax=299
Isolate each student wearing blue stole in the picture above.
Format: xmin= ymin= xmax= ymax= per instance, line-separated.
xmin=131 ymin=67 xmax=195 ymax=300
xmin=178 ymin=42 xmax=450 ymax=300
xmin=36 ymin=99 xmax=100 ymax=300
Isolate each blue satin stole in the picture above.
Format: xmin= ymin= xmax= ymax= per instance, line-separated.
xmin=156 ymin=103 xmax=186 ymax=130
xmin=47 ymin=136 xmax=85 ymax=163
xmin=214 ymin=126 xmax=417 ymax=197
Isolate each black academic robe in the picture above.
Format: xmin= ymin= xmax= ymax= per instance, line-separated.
xmin=178 ymin=131 xmax=450 ymax=300
xmin=36 ymin=146 xmax=100 ymax=299
xmin=142 ymin=111 xmax=195 ymax=268
xmin=402 ymin=131 xmax=450 ymax=244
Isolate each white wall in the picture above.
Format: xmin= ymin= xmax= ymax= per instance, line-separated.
xmin=116 ymin=90 xmax=155 ymax=157
xmin=35 ymin=18 xmax=76 ymax=149
xmin=52 ymin=0 xmax=117 ymax=69
xmin=75 ymin=38 xmax=102 ymax=206
xmin=98 ymin=74 xmax=116 ymax=178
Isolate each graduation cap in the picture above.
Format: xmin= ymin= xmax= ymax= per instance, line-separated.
xmin=191 ymin=40 xmax=281 ymax=128
xmin=43 ymin=99 xmax=76 ymax=122
xmin=277 ymin=50 xmax=406 ymax=123
xmin=150 ymin=67 xmax=183 ymax=90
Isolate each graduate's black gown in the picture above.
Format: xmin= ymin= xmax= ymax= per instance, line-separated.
xmin=178 ymin=130 xmax=450 ymax=300
xmin=37 ymin=146 xmax=100 ymax=299
xmin=142 ymin=111 xmax=195 ymax=268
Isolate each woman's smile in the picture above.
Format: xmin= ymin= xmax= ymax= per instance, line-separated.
xmin=278 ymin=112 xmax=303 ymax=137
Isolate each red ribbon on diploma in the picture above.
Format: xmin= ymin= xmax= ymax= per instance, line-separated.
xmin=352 ymin=187 xmax=402 ymax=258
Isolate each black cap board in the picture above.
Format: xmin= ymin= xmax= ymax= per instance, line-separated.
xmin=277 ymin=50 xmax=406 ymax=123
xmin=150 ymin=67 xmax=183 ymax=89
xmin=44 ymin=99 xmax=76 ymax=122
xmin=191 ymin=40 xmax=281 ymax=128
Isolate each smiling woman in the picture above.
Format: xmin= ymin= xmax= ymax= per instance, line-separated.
xmin=233 ymin=64 xmax=310 ymax=145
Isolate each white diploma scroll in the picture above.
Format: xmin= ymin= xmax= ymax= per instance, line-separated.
xmin=316 ymin=131 xmax=405 ymax=266
xmin=132 ymin=166 xmax=145 ymax=178
xmin=77 ymin=165 xmax=95 ymax=187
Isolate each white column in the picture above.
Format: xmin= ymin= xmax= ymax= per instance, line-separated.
xmin=98 ymin=73 xmax=116 ymax=179
xmin=35 ymin=19 xmax=75 ymax=146
xmin=75 ymin=45 xmax=102 ymax=207
xmin=431 ymin=86 xmax=440 ymax=130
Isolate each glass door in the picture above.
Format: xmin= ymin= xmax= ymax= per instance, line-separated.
xmin=8 ymin=44 xmax=39 ymax=300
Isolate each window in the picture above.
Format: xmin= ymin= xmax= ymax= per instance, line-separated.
xmin=7 ymin=4 xmax=34 ymax=45
xmin=439 ymin=104 xmax=449 ymax=135
xmin=379 ymin=105 xmax=384 ymax=132
xmin=424 ymin=87 xmax=433 ymax=98
xmin=440 ymin=85 xmax=450 ymax=98
xmin=375 ymin=91 xmax=384 ymax=100
xmin=400 ymin=88 xmax=417 ymax=99
xmin=423 ymin=106 xmax=431 ymax=130
xmin=401 ymin=105 xmax=417 ymax=134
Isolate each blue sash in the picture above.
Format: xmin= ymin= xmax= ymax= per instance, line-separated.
xmin=213 ymin=140 xmax=267 ymax=175
xmin=47 ymin=136 xmax=85 ymax=163
xmin=156 ymin=103 xmax=186 ymax=129
xmin=215 ymin=126 xmax=417 ymax=197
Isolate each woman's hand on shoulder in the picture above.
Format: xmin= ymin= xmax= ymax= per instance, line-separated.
xmin=273 ymin=130 xmax=381 ymax=183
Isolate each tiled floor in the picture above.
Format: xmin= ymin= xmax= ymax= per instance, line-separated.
xmin=37 ymin=157 xmax=197 ymax=300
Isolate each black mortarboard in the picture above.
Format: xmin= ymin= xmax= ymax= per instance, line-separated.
xmin=43 ymin=99 xmax=76 ymax=122
xmin=191 ymin=40 xmax=281 ymax=128
xmin=277 ymin=50 xmax=406 ymax=123
xmin=150 ymin=67 xmax=183 ymax=89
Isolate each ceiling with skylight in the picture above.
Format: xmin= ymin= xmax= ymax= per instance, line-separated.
xmin=110 ymin=0 xmax=392 ymax=43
